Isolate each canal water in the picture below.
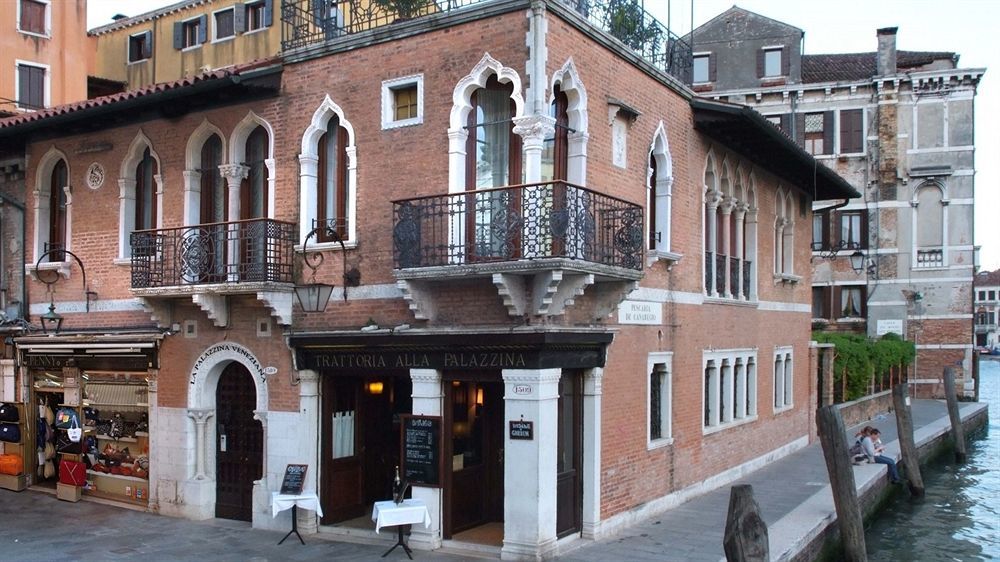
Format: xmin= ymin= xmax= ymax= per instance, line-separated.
xmin=866 ymin=359 xmax=1000 ymax=561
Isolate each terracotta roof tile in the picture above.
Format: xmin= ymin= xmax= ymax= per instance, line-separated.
xmin=975 ymin=269 xmax=1000 ymax=287
xmin=801 ymin=51 xmax=957 ymax=83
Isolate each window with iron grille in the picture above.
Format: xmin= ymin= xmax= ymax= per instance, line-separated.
xmin=647 ymin=353 xmax=672 ymax=446
xmin=703 ymin=350 xmax=757 ymax=432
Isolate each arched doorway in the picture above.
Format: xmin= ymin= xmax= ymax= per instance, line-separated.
xmin=215 ymin=362 xmax=263 ymax=521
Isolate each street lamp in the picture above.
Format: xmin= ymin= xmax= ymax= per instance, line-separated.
xmin=38 ymin=302 xmax=63 ymax=334
xmin=32 ymin=248 xmax=96 ymax=334
xmin=850 ymin=250 xmax=877 ymax=278
xmin=293 ymin=221 xmax=361 ymax=313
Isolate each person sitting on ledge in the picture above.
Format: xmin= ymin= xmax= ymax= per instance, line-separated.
xmin=862 ymin=427 xmax=902 ymax=484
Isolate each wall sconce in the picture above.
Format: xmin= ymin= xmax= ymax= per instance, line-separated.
xmin=850 ymin=250 xmax=877 ymax=278
xmin=33 ymin=247 xmax=96 ymax=334
xmin=294 ymin=220 xmax=361 ymax=313
xmin=475 ymin=387 xmax=484 ymax=415
xmin=367 ymin=381 xmax=384 ymax=395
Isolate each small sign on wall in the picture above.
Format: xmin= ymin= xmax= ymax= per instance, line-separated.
xmin=618 ymin=300 xmax=662 ymax=325
xmin=509 ymin=420 xmax=534 ymax=440
xmin=877 ymin=319 xmax=904 ymax=336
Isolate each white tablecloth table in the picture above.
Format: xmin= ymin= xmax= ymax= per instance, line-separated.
xmin=271 ymin=492 xmax=323 ymax=545
xmin=372 ymin=499 xmax=430 ymax=559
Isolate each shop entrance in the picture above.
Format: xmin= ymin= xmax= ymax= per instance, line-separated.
xmin=444 ymin=379 xmax=504 ymax=539
xmin=556 ymin=371 xmax=583 ymax=537
xmin=215 ymin=362 xmax=262 ymax=521
xmin=320 ymin=375 xmax=411 ymax=525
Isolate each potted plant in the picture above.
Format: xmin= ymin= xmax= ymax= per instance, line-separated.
xmin=605 ymin=0 xmax=661 ymax=53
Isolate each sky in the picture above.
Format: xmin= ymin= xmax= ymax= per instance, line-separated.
xmin=87 ymin=0 xmax=998 ymax=270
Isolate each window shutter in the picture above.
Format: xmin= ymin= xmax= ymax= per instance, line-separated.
xmin=17 ymin=66 xmax=29 ymax=106
xmin=29 ymin=66 xmax=44 ymax=108
xmin=235 ymin=4 xmax=247 ymax=33
xmin=143 ymin=30 xmax=153 ymax=58
xmin=173 ymin=21 xmax=183 ymax=49
xmin=861 ymin=209 xmax=870 ymax=250
xmin=779 ymin=113 xmax=792 ymax=136
xmin=840 ymin=109 xmax=863 ymax=154
xmin=822 ymin=111 xmax=834 ymax=155
xmin=832 ymin=287 xmax=842 ymax=319
xmin=264 ymin=0 xmax=273 ymax=27
xmin=198 ymin=15 xmax=208 ymax=44
xmin=794 ymin=113 xmax=805 ymax=146
xmin=757 ymin=49 xmax=765 ymax=78
xmin=822 ymin=212 xmax=831 ymax=249
xmin=709 ymin=53 xmax=717 ymax=82
xmin=781 ymin=48 xmax=790 ymax=75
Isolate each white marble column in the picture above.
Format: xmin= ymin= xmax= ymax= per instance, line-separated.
xmin=581 ymin=367 xmax=603 ymax=539
xmin=501 ymin=368 xmax=560 ymax=560
xmin=187 ymin=408 xmax=215 ymax=480
xmin=219 ymin=164 xmax=248 ymax=281
xmin=409 ymin=369 xmax=443 ymax=550
xmin=297 ymin=370 xmax=321 ymax=534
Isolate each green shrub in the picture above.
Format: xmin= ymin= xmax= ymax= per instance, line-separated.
xmin=813 ymin=332 xmax=914 ymax=401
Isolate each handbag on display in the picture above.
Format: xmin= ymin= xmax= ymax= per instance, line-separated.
xmin=67 ymin=417 xmax=82 ymax=443
xmin=109 ymin=412 xmax=125 ymax=440
xmin=44 ymin=405 xmax=54 ymax=425
xmin=56 ymin=431 xmax=82 ymax=454
xmin=0 ymin=453 xmax=21 ymax=475
xmin=0 ymin=403 xmax=19 ymax=423
xmin=0 ymin=422 xmax=21 ymax=443
xmin=58 ymin=459 xmax=86 ymax=486
xmin=44 ymin=441 xmax=55 ymax=460
xmin=44 ymin=459 xmax=55 ymax=479
xmin=55 ymin=408 xmax=80 ymax=430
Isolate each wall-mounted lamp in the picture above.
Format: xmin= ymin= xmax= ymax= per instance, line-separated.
xmin=33 ymin=248 xmax=96 ymax=334
xmin=367 ymin=381 xmax=384 ymax=395
xmin=849 ymin=250 xmax=877 ymax=278
xmin=294 ymin=221 xmax=361 ymax=313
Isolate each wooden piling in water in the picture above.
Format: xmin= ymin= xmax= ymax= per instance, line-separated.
xmin=723 ymin=484 xmax=768 ymax=562
xmin=817 ymin=405 xmax=867 ymax=562
xmin=942 ymin=366 xmax=967 ymax=462
xmin=891 ymin=383 xmax=925 ymax=497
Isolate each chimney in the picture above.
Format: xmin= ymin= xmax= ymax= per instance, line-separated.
xmin=876 ymin=27 xmax=898 ymax=76
xmin=111 ymin=14 xmax=128 ymax=21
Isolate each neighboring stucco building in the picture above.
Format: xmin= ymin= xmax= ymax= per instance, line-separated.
xmin=0 ymin=0 xmax=92 ymax=115
xmin=691 ymin=6 xmax=984 ymax=398
xmin=974 ymin=269 xmax=1000 ymax=350
xmin=0 ymin=0 xmax=855 ymax=558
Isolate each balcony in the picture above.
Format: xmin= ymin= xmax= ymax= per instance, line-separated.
xmin=281 ymin=0 xmax=691 ymax=84
xmin=129 ymin=218 xmax=297 ymax=326
xmin=392 ymin=181 xmax=643 ymax=320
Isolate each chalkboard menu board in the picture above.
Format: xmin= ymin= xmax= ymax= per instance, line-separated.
xmin=279 ymin=464 xmax=308 ymax=495
xmin=400 ymin=415 xmax=442 ymax=487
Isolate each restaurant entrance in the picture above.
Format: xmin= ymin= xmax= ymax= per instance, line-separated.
xmin=320 ymin=374 xmax=411 ymax=525
xmin=444 ymin=377 xmax=504 ymax=539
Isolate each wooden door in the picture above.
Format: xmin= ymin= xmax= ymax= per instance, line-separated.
xmin=215 ymin=363 xmax=262 ymax=521
xmin=321 ymin=377 xmax=364 ymax=524
xmin=556 ymin=371 xmax=582 ymax=537
xmin=446 ymin=380 xmax=504 ymax=537
xmin=240 ymin=126 xmax=269 ymax=281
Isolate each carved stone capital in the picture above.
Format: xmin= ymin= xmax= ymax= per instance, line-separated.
xmin=186 ymin=408 xmax=215 ymax=425
xmin=512 ymin=115 xmax=556 ymax=142
xmin=219 ymin=163 xmax=249 ymax=183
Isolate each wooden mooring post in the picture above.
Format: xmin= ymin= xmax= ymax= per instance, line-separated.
xmin=723 ymin=485 xmax=768 ymax=562
xmin=942 ymin=366 xmax=967 ymax=462
xmin=891 ymin=383 xmax=925 ymax=497
xmin=817 ymin=405 xmax=867 ymax=562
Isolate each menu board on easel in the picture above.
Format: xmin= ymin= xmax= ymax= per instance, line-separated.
xmin=279 ymin=464 xmax=308 ymax=495
xmin=400 ymin=415 xmax=442 ymax=487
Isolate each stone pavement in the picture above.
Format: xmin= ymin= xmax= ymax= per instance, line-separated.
xmin=0 ymin=399 xmax=984 ymax=562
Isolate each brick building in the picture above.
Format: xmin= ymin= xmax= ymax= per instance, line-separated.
xmin=0 ymin=1 xmax=854 ymax=558
xmin=974 ymin=269 xmax=1000 ymax=351
xmin=691 ymin=7 xmax=985 ymax=397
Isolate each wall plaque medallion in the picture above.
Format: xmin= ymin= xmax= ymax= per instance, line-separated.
xmin=86 ymin=162 xmax=106 ymax=190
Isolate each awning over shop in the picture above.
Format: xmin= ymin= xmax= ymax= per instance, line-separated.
xmin=290 ymin=329 xmax=614 ymax=373
xmin=15 ymin=332 xmax=162 ymax=370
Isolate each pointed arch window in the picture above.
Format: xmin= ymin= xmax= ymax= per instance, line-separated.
xmin=541 ymin=85 xmax=569 ymax=183
xmin=317 ymin=116 xmax=349 ymax=242
xmin=199 ymin=135 xmax=226 ymax=224
xmin=242 ymin=126 xmax=269 ymax=220
xmin=47 ymin=158 xmax=68 ymax=262
xmin=466 ymin=76 xmax=522 ymax=190
xmin=134 ymin=147 xmax=158 ymax=231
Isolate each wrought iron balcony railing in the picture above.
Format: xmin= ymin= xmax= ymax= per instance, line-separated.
xmin=281 ymin=0 xmax=692 ymax=84
xmin=392 ymin=181 xmax=643 ymax=271
xmin=130 ymin=218 xmax=297 ymax=289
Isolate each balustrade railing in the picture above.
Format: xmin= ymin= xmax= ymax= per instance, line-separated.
xmin=704 ymin=251 xmax=713 ymax=294
xmin=729 ymin=256 xmax=740 ymax=298
xmin=742 ymin=260 xmax=752 ymax=299
xmin=392 ymin=181 xmax=643 ymax=271
xmin=715 ymin=253 xmax=726 ymax=295
xmin=282 ymin=0 xmax=691 ymax=83
xmin=130 ymin=218 xmax=297 ymax=289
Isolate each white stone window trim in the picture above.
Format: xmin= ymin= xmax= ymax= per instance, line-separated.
xmin=381 ymin=74 xmax=424 ymax=130
xmin=691 ymin=51 xmax=712 ymax=84
xmin=911 ymin=181 xmax=949 ymax=270
xmin=647 ymin=120 xmax=681 ymax=267
xmin=550 ymin=57 xmax=589 ymax=186
xmin=762 ymin=45 xmax=784 ymax=78
xmin=16 ymin=0 xmax=51 ymax=39
xmin=180 ymin=16 xmax=204 ymax=51
xmin=647 ymin=351 xmax=673 ymax=449
xmin=211 ymin=6 xmax=237 ymax=43
xmin=703 ymin=348 xmax=758 ymax=436
xmin=298 ymin=96 xmax=357 ymax=247
xmin=14 ymin=59 xmax=50 ymax=112
xmin=117 ymin=130 xmax=164 ymax=260
xmin=773 ymin=346 xmax=794 ymax=413
xmin=126 ymin=30 xmax=153 ymax=66
xmin=27 ymin=145 xmax=73 ymax=279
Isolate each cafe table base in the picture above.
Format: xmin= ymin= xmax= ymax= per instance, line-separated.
xmin=278 ymin=504 xmax=304 ymax=546
xmin=382 ymin=525 xmax=413 ymax=560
